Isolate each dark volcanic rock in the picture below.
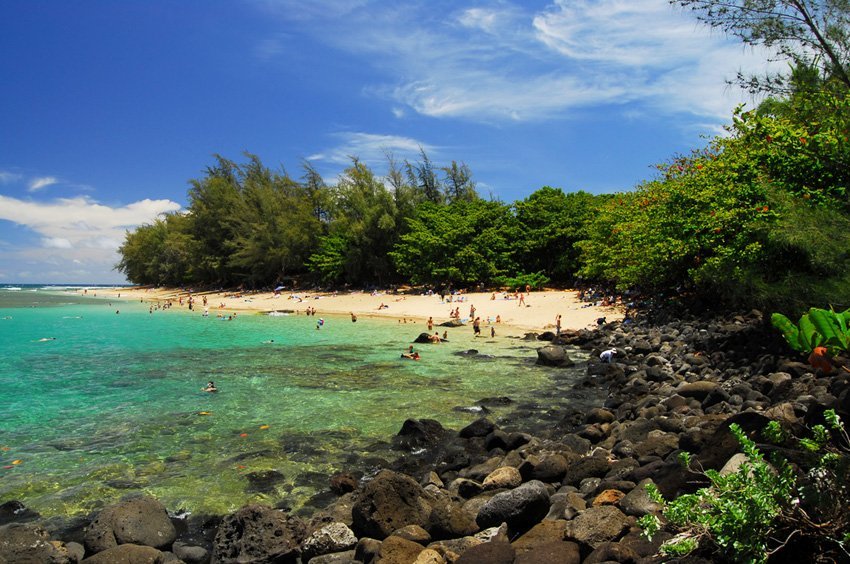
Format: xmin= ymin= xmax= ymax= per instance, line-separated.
xmin=536 ymin=345 xmax=575 ymax=367
xmin=475 ymin=480 xmax=551 ymax=533
xmin=394 ymin=418 xmax=449 ymax=450
xmin=414 ymin=332 xmax=434 ymax=343
xmin=455 ymin=540 xmax=515 ymax=564
xmin=245 ymin=469 xmax=286 ymax=493
xmin=530 ymin=454 xmax=569 ymax=483
xmin=459 ymin=418 xmax=496 ymax=439
xmin=583 ymin=541 xmax=641 ymax=563
xmin=351 ymin=470 xmax=433 ymax=540
xmin=329 ymin=472 xmax=359 ymax=495
xmin=83 ymin=495 xmax=177 ymax=554
xmin=212 ymin=504 xmax=305 ymax=564
xmin=563 ymin=456 xmax=611 ymax=486
xmin=563 ymin=505 xmax=630 ymax=549
xmin=514 ymin=540 xmax=581 ymax=564
xmin=0 ymin=500 xmax=40 ymax=526
xmin=0 ymin=522 xmax=75 ymax=563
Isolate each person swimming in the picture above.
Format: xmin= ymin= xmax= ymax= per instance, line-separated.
xmin=401 ymin=345 xmax=420 ymax=360
xmin=202 ymin=381 xmax=218 ymax=393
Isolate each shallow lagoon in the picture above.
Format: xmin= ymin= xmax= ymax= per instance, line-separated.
xmin=0 ymin=287 xmax=594 ymax=517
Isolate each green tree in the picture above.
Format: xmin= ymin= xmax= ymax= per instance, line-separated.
xmin=406 ymin=148 xmax=443 ymax=204
xmin=390 ymin=199 xmax=519 ymax=285
xmin=672 ymin=0 xmax=850 ymax=93
xmin=514 ymin=187 xmax=600 ymax=282
xmin=441 ymin=160 xmax=478 ymax=203
xmin=308 ymin=159 xmax=400 ymax=285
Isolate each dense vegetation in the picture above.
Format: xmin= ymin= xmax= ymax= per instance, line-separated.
xmin=117 ymin=0 xmax=850 ymax=317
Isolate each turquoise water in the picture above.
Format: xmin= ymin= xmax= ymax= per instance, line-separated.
xmin=0 ymin=285 xmax=592 ymax=518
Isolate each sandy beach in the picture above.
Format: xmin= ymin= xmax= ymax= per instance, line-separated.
xmin=107 ymin=286 xmax=622 ymax=335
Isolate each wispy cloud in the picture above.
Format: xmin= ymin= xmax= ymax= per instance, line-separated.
xmin=0 ymin=171 xmax=23 ymax=184
xmin=308 ymin=132 xmax=438 ymax=168
xmin=28 ymin=176 xmax=59 ymax=192
xmin=255 ymin=0 xmax=776 ymax=123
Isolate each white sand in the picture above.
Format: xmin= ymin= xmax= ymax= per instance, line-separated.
xmin=109 ymin=287 xmax=622 ymax=335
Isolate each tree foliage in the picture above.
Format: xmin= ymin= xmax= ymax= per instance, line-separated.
xmin=672 ymin=0 xmax=850 ymax=93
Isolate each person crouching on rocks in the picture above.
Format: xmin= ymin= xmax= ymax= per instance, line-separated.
xmin=600 ymin=349 xmax=617 ymax=363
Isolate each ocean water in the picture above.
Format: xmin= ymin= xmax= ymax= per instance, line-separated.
xmin=0 ymin=285 xmax=594 ymax=518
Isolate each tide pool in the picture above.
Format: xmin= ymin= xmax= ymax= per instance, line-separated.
xmin=0 ymin=286 xmax=594 ymax=518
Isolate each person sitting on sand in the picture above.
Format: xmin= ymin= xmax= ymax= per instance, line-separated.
xmin=202 ymin=381 xmax=218 ymax=392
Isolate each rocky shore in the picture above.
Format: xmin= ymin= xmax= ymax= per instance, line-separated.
xmin=2 ymin=310 xmax=848 ymax=563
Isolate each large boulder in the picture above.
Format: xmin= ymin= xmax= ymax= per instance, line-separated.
xmin=211 ymin=504 xmax=306 ymax=564
xmin=394 ymin=419 xmax=449 ymax=450
xmin=427 ymin=498 xmax=479 ymax=540
xmin=83 ymin=495 xmax=177 ymax=554
xmin=563 ymin=505 xmax=630 ymax=549
xmin=475 ymin=480 xmax=551 ymax=533
xmin=351 ymin=470 xmax=434 ymax=540
xmin=536 ymin=346 xmax=575 ymax=367
xmin=0 ymin=523 xmax=75 ymax=563
xmin=414 ymin=332 xmax=432 ymax=343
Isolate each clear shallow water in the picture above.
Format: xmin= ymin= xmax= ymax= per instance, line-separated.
xmin=0 ymin=285 xmax=592 ymax=518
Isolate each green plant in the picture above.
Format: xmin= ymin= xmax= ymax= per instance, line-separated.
xmin=641 ymin=413 xmax=850 ymax=561
xmin=771 ymin=307 xmax=850 ymax=355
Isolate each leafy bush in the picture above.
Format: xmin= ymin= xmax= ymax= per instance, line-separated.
xmin=491 ymin=271 xmax=550 ymax=291
xmin=640 ymin=413 xmax=850 ymax=562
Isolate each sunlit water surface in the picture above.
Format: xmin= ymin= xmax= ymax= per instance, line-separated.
xmin=0 ymin=285 xmax=594 ymax=518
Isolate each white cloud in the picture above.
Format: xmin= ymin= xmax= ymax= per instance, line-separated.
xmin=0 ymin=195 xmax=182 ymax=283
xmin=28 ymin=176 xmax=59 ymax=192
xmin=308 ymin=132 xmax=438 ymax=168
xmin=42 ymin=237 xmax=73 ymax=249
xmin=257 ymin=0 xmax=778 ymax=123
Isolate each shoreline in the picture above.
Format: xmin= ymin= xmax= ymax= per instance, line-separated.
xmin=104 ymin=286 xmax=624 ymax=335
xmin=4 ymin=311 xmax=841 ymax=561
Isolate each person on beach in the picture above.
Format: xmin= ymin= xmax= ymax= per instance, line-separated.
xmin=518 ymin=293 xmax=525 ymax=307
xmin=473 ymin=317 xmax=481 ymax=336
xmin=316 ymin=318 xmax=324 ymax=329
xmin=600 ymin=349 xmax=617 ymax=363
xmin=490 ymin=326 xmax=495 ymax=338
xmin=350 ymin=312 xmax=357 ymax=322
xmin=555 ymin=314 xmax=562 ymax=336
xmin=442 ymin=330 xmax=448 ymax=341
xmin=427 ymin=316 xmax=433 ymax=330
xmin=429 ymin=332 xmax=442 ymax=343
xmin=202 ymin=381 xmax=218 ymax=392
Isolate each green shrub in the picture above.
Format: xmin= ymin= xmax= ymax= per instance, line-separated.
xmin=640 ymin=413 xmax=850 ymax=562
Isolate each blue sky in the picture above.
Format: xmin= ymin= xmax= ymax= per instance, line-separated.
xmin=0 ymin=0 xmax=775 ymax=284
